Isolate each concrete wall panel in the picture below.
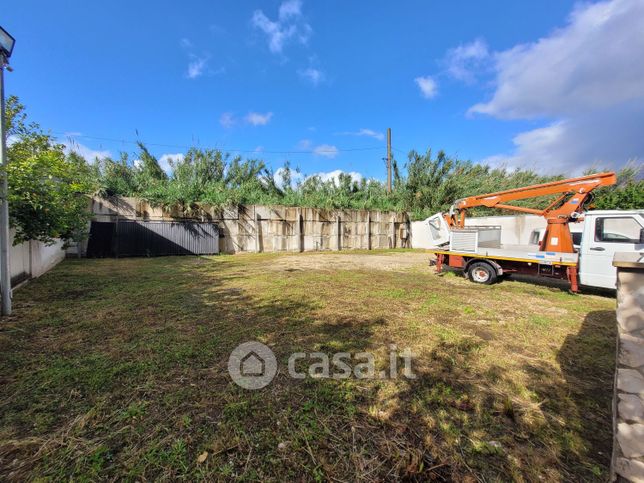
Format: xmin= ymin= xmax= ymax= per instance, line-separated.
xmin=84 ymin=197 xmax=410 ymax=254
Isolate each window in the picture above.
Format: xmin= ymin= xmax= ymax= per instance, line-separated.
xmin=572 ymin=232 xmax=582 ymax=246
xmin=594 ymin=217 xmax=643 ymax=244
xmin=428 ymin=217 xmax=443 ymax=239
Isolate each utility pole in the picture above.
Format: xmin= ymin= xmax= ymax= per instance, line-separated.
xmin=386 ymin=128 xmax=392 ymax=193
xmin=0 ymin=26 xmax=15 ymax=316
xmin=0 ymin=53 xmax=11 ymax=315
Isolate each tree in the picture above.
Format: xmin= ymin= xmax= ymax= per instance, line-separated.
xmin=401 ymin=149 xmax=462 ymax=219
xmin=3 ymin=96 xmax=95 ymax=245
xmin=590 ymin=164 xmax=644 ymax=210
xmin=95 ymin=153 xmax=137 ymax=197
xmin=135 ymin=141 xmax=167 ymax=184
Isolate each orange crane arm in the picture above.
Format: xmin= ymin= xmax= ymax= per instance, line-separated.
xmin=445 ymin=172 xmax=616 ymax=253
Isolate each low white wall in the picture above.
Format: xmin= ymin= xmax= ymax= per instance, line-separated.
xmin=9 ymin=229 xmax=66 ymax=285
xmin=9 ymin=232 xmax=30 ymax=284
xmin=464 ymin=215 xmax=545 ymax=245
xmin=411 ymin=214 xmax=546 ymax=248
xmin=30 ymin=239 xmax=66 ymax=278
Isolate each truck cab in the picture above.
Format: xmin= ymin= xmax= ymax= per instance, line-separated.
xmin=578 ymin=210 xmax=644 ymax=289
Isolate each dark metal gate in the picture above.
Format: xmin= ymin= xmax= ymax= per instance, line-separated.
xmin=86 ymin=220 xmax=219 ymax=257
xmin=86 ymin=221 xmax=115 ymax=257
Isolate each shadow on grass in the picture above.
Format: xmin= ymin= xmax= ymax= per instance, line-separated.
xmin=554 ymin=310 xmax=616 ymax=475
xmin=369 ymin=309 xmax=616 ymax=481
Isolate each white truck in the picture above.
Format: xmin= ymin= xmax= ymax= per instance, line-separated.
xmin=427 ymin=209 xmax=644 ymax=291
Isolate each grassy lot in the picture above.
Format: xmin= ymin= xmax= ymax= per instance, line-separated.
xmin=0 ymin=250 xmax=616 ymax=481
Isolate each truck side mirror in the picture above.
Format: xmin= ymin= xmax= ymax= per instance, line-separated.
xmin=640 ymin=228 xmax=644 ymax=244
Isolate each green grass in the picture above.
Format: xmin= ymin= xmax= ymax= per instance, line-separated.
xmin=0 ymin=251 xmax=616 ymax=481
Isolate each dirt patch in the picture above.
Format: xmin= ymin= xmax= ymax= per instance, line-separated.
xmin=265 ymin=251 xmax=433 ymax=272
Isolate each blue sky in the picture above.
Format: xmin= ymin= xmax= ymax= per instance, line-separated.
xmin=4 ymin=0 xmax=643 ymax=181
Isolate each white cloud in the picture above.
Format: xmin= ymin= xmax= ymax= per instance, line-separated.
xmin=414 ymin=76 xmax=438 ymax=99
xmin=220 ymin=112 xmax=236 ymax=128
xmin=295 ymin=140 xmax=341 ymax=157
xmin=443 ymin=38 xmax=489 ymax=83
xmin=273 ymin=166 xmax=305 ymax=188
xmin=310 ymin=169 xmax=363 ymax=185
xmin=297 ymin=139 xmax=312 ymax=149
xmin=245 ymin=112 xmax=273 ymax=126
xmin=298 ymin=67 xmax=324 ymax=85
xmin=251 ymin=0 xmax=311 ymax=54
xmin=279 ymin=0 xmax=302 ymax=19
xmin=181 ymin=38 xmax=219 ymax=79
xmin=336 ymin=128 xmax=384 ymax=141
xmin=312 ymin=144 xmax=339 ymax=158
xmin=251 ymin=10 xmax=292 ymax=54
xmin=62 ymin=140 xmax=111 ymax=163
xmin=470 ymin=0 xmax=644 ymax=172
xmin=470 ymin=0 xmax=644 ymax=119
xmin=481 ymin=106 xmax=644 ymax=173
xmin=158 ymin=153 xmax=184 ymax=175
xmin=187 ymin=55 xmax=208 ymax=79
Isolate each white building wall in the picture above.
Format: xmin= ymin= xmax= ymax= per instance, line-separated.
xmin=8 ymin=228 xmax=66 ymax=285
xmin=9 ymin=230 xmax=30 ymax=283
xmin=30 ymin=239 xmax=66 ymax=278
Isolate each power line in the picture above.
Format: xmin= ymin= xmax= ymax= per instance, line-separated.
xmin=392 ymin=147 xmax=411 ymax=155
xmin=53 ymin=131 xmax=384 ymax=155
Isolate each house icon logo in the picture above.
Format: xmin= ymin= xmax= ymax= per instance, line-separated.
xmin=240 ymin=351 xmax=265 ymax=377
xmin=228 ymin=341 xmax=277 ymax=390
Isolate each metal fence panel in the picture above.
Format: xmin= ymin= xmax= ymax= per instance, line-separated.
xmin=86 ymin=221 xmax=115 ymax=257
xmin=87 ymin=220 xmax=219 ymax=257
xmin=116 ymin=220 xmax=219 ymax=256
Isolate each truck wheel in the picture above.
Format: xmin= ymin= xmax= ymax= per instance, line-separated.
xmin=467 ymin=262 xmax=498 ymax=285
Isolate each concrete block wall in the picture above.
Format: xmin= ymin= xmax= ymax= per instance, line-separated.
xmin=611 ymin=253 xmax=644 ymax=482
xmin=83 ymin=196 xmax=410 ymax=255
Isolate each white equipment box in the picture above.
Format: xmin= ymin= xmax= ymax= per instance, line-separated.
xmin=449 ymin=226 xmax=501 ymax=253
